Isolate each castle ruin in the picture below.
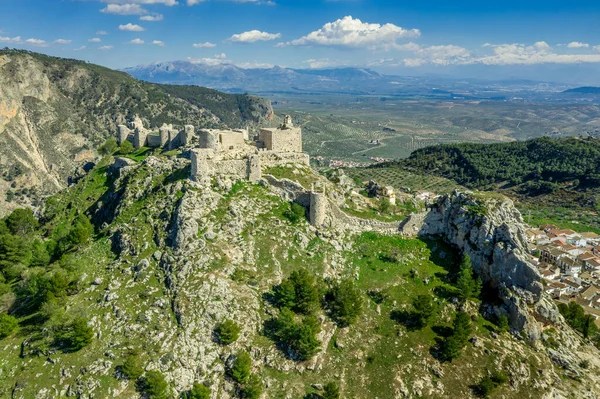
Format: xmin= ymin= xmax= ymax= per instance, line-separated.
xmin=190 ymin=115 xmax=309 ymax=184
xmin=117 ymin=116 xmax=194 ymax=150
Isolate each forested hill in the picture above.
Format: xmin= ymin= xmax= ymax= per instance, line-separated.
xmin=0 ymin=49 xmax=273 ymax=215
xmin=562 ymin=87 xmax=600 ymax=94
xmin=400 ymin=137 xmax=600 ymax=191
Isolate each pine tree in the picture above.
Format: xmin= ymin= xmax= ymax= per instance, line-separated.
xmin=441 ymin=311 xmax=472 ymax=361
xmin=412 ymin=294 xmax=435 ymax=328
xmin=328 ymin=279 xmax=363 ymax=327
xmin=289 ymin=269 xmax=320 ymax=314
xmin=229 ymin=351 xmax=251 ymax=383
xmin=456 ymin=255 xmax=482 ymax=302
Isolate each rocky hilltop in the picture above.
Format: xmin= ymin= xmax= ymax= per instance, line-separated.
xmin=0 ymin=50 xmax=273 ymax=216
xmin=1 ymin=144 xmax=600 ymax=398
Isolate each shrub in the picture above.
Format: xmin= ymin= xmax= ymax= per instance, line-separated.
xmin=119 ymin=140 xmax=134 ymax=155
xmin=143 ymin=370 xmax=170 ymax=399
xmin=240 ymin=374 xmax=262 ymax=399
xmin=327 ymin=279 xmax=363 ymax=327
xmin=323 ymin=382 xmax=340 ymax=399
xmin=5 ymin=208 xmax=38 ymax=236
xmin=283 ymin=203 xmax=306 ymax=224
xmin=62 ymin=317 xmax=93 ymax=351
xmin=0 ymin=313 xmax=18 ymax=339
xmin=475 ymin=370 xmax=508 ymax=397
xmin=121 ymin=354 xmax=144 ymax=380
xmin=66 ymin=214 xmax=94 ymax=248
xmin=30 ymin=239 xmax=51 ymax=268
xmin=229 ymin=351 xmax=251 ymax=383
xmin=185 ymin=383 xmax=211 ymax=399
xmin=496 ymin=315 xmax=510 ymax=333
xmin=99 ymin=138 xmax=118 ymax=155
xmin=412 ymin=294 xmax=435 ymax=328
xmin=270 ymin=308 xmax=321 ymax=361
xmin=491 ymin=371 xmax=508 ymax=385
xmin=476 ymin=377 xmax=496 ymax=397
xmin=273 ymin=279 xmax=296 ymax=309
xmin=215 ymin=319 xmax=241 ymax=345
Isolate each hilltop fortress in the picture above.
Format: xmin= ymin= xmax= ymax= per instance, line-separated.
xmin=116 ymin=114 xmax=309 ymax=183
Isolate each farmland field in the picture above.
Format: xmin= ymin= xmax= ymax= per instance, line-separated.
xmin=270 ymin=93 xmax=600 ymax=163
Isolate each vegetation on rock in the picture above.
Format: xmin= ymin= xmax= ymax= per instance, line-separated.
xmin=215 ymin=319 xmax=242 ymax=345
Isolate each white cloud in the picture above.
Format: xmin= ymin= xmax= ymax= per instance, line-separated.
xmin=187 ymin=0 xmax=274 ymax=4
xmin=236 ymin=61 xmax=275 ymax=68
xmin=24 ymin=38 xmax=48 ymax=46
xmin=101 ymin=0 xmax=178 ymax=5
xmin=407 ymin=44 xmax=471 ymax=66
xmin=281 ymin=16 xmax=420 ymax=49
xmin=567 ymin=41 xmax=589 ymax=48
xmin=99 ymin=45 xmax=114 ymax=50
xmin=54 ymin=39 xmax=72 ymax=44
xmin=228 ymin=30 xmax=281 ymax=43
xmin=0 ymin=36 xmax=22 ymax=44
xmin=128 ymin=38 xmax=145 ymax=44
xmin=119 ymin=23 xmax=145 ymax=32
xmin=193 ymin=41 xmax=216 ymax=48
xmin=101 ymin=4 xmax=147 ymax=15
xmin=152 ymin=40 xmax=165 ymax=46
xmin=140 ymin=14 xmax=163 ymax=21
xmin=302 ymin=58 xmax=353 ymax=69
xmin=89 ymin=38 xmax=102 ymax=43
xmin=74 ymin=46 xmax=87 ymax=51
xmin=187 ymin=53 xmax=228 ymax=66
xmin=474 ymin=42 xmax=600 ymax=65
xmin=96 ymin=30 xmax=108 ymax=35
xmin=396 ymin=41 xmax=600 ymax=67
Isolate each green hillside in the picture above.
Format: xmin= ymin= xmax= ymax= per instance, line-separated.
xmin=0 ymin=148 xmax=591 ymax=398
xmin=354 ymin=137 xmax=600 ymax=231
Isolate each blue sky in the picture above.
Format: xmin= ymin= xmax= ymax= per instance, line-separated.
xmin=2 ymin=0 xmax=600 ymax=76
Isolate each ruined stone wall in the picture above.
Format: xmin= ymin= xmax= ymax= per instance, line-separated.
xmin=258 ymin=151 xmax=309 ymax=167
xmin=259 ymin=128 xmax=302 ymax=152
xmin=182 ymin=125 xmax=195 ymax=146
xmin=133 ymin=130 xmax=148 ymax=149
xmin=219 ymin=132 xmax=245 ymax=150
xmin=190 ymin=149 xmax=259 ymax=183
xmin=159 ymin=126 xmax=170 ymax=147
xmin=247 ymin=155 xmax=261 ymax=183
xmin=147 ymin=134 xmax=162 ymax=148
xmin=117 ymin=125 xmax=131 ymax=145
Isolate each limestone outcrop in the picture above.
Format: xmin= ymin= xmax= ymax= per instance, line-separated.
xmin=399 ymin=191 xmax=552 ymax=340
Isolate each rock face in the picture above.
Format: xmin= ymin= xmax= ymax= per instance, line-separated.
xmin=400 ymin=191 xmax=546 ymax=339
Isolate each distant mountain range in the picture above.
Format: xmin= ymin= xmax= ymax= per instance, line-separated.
xmin=122 ymin=61 xmax=397 ymax=94
xmin=122 ymin=60 xmax=571 ymax=97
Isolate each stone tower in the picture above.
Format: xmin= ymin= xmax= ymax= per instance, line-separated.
xmin=309 ymin=183 xmax=327 ymax=227
xmin=182 ymin=125 xmax=195 ymax=146
xmin=117 ymin=125 xmax=131 ymax=145
xmin=282 ymin=115 xmax=293 ymax=129
xmin=198 ymin=129 xmax=219 ymax=150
